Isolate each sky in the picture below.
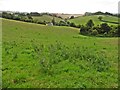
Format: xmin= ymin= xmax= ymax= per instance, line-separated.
xmin=0 ymin=0 xmax=119 ymax=14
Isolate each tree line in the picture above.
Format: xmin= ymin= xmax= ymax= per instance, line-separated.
xmin=84 ymin=11 xmax=119 ymax=17
xmin=80 ymin=19 xmax=119 ymax=37
xmin=1 ymin=11 xmax=80 ymax=28
xmin=1 ymin=11 xmax=119 ymax=37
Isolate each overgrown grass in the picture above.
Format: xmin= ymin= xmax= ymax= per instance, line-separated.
xmin=2 ymin=19 xmax=118 ymax=88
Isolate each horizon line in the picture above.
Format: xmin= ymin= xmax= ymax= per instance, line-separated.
xmin=0 ymin=10 xmax=118 ymax=14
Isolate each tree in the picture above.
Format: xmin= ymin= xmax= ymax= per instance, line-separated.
xmin=84 ymin=12 xmax=92 ymax=16
xmin=80 ymin=25 xmax=89 ymax=35
xmin=30 ymin=12 xmax=40 ymax=16
xmin=13 ymin=16 xmax=21 ymax=20
xmin=70 ymin=16 xmax=74 ymax=19
xmin=93 ymin=25 xmax=102 ymax=34
xmin=86 ymin=19 xmax=94 ymax=28
xmin=64 ymin=18 xmax=68 ymax=22
xmin=118 ymin=25 xmax=120 ymax=37
xmin=98 ymin=16 xmax=102 ymax=21
xmin=59 ymin=20 xmax=67 ymax=26
xmin=67 ymin=21 xmax=70 ymax=25
xmin=52 ymin=18 xmax=55 ymax=25
xmin=100 ymin=23 xmax=111 ymax=34
xmin=58 ymin=16 xmax=62 ymax=19
xmin=0 ymin=12 xmax=2 ymax=17
xmin=109 ymin=25 xmax=119 ymax=37
xmin=2 ymin=12 xmax=14 ymax=19
xmin=27 ymin=15 xmax=33 ymax=20
xmin=93 ymin=11 xmax=104 ymax=15
xmin=2 ymin=12 xmax=7 ymax=18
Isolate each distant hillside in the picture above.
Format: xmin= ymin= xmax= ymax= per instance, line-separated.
xmin=69 ymin=15 xmax=118 ymax=26
xmin=32 ymin=15 xmax=62 ymax=23
xmin=54 ymin=13 xmax=83 ymax=19
xmin=1 ymin=11 xmax=118 ymax=28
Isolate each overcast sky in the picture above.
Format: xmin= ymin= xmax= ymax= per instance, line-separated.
xmin=0 ymin=0 xmax=119 ymax=14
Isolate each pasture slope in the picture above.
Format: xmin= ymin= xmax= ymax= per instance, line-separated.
xmin=32 ymin=15 xmax=62 ymax=23
xmin=2 ymin=18 xmax=118 ymax=88
xmin=32 ymin=14 xmax=118 ymax=26
xmin=69 ymin=15 xmax=118 ymax=26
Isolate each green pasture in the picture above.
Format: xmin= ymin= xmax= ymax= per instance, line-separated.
xmin=2 ymin=19 xmax=118 ymax=88
xmin=69 ymin=15 xmax=118 ymax=26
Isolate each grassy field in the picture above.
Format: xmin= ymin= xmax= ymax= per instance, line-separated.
xmin=2 ymin=18 xmax=118 ymax=88
xmin=55 ymin=14 xmax=83 ymax=19
xmin=32 ymin=15 xmax=62 ymax=23
xmin=69 ymin=15 xmax=118 ymax=26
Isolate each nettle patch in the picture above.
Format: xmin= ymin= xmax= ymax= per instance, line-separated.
xmin=3 ymin=41 xmax=110 ymax=75
xmin=2 ymin=41 xmax=114 ymax=88
xmin=38 ymin=42 xmax=110 ymax=75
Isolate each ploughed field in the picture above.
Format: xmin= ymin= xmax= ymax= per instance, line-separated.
xmin=2 ymin=19 xmax=118 ymax=88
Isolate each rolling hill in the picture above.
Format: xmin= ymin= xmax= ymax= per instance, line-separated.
xmin=32 ymin=15 xmax=62 ymax=23
xmin=54 ymin=13 xmax=83 ymax=19
xmin=32 ymin=14 xmax=118 ymax=27
xmin=2 ymin=18 xmax=118 ymax=88
xmin=69 ymin=15 xmax=118 ymax=26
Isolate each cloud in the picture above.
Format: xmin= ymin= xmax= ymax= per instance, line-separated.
xmin=0 ymin=0 xmax=119 ymax=14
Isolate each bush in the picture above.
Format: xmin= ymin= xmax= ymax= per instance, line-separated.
xmin=98 ymin=16 xmax=102 ymax=21
xmin=52 ymin=18 xmax=56 ymax=25
xmin=37 ymin=21 xmax=46 ymax=25
xmin=70 ymin=16 xmax=74 ymax=19
xmin=86 ymin=19 xmax=94 ymax=28
xmin=91 ymin=30 xmax=98 ymax=36
xmin=93 ymin=26 xmax=103 ymax=34
xmin=59 ymin=20 xmax=67 ymax=26
xmin=58 ymin=16 xmax=62 ymax=19
xmin=13 ymin=16 xmax=21 ymax=20
xmin=76 ymin=24 xmax=81 ymax=28
xmin=80 ymin=26 xmax=89 ymax=35
xmin=70 ymin=22 xmax=76 ymax=27
xmin=24 ymin=19 xmax=33 ymax=22
xmin=100 ymin=23 xmax=111 ymax=34
xmin=109 ymin=26 xmax=118 ymax=37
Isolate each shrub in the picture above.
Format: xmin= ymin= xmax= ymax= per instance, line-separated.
xmin=37 ymin=21 xmax=46 ymax=25
xmin=59 ymin=20 xmax=67 ymax=26
xmin=70 ymin=22 xmax=76 ymax=27
xmin=13 ymin=16 xmax=21 ymax=20
xmin=109 ymin=26 xmax=118 ymax=37
xmin=70 ymin=16 xmax=74 ymax=19
xmin=51 ymin=18 xmax=56 ymax=25
xmin=100 ymin=23 xmax=111 ymax=34
xmin=76 ymin=24 xmax=81 ymax=28
xmin=91 ymin=30 xmax=98 ymax=36
xmin=80 ymin=26 xmax=89 ymax=35
xmin=24 ymin=19 xmax=33 ymax=22
xmin=98 ymin=16 xmax=102 ymax=21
